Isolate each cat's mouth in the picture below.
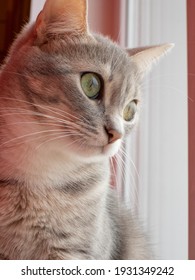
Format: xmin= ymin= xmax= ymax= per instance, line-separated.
xmin=102 ymin=142 xmax=121 ymax=157
xmin=74 ymin=129 xmax=122 ymax=158
xmin=43 ymin=130 xmax=121 ymax=158
xmin=69 ymin=140 xmax=121 ymax=158
xmin=62 ymin=128 xmax=122 ymax=158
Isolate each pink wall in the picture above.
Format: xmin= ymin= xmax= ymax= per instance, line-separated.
xmin=88 ymin=0 xmax=121 ymax=43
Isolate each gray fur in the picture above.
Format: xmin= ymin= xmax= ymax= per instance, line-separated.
xmin=0 ymin=0 xmax=172 ymax=259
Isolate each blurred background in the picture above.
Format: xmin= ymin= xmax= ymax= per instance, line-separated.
xmin=0 ymin=0 xmax=193 ymax=260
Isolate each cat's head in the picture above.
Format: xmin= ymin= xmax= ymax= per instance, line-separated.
xmin=1 ymin=0 xmax=173 ymax=160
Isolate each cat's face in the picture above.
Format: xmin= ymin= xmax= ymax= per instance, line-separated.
xmin=19 ymin=34 xmax=139 ymax=159
xmin=1 ymin=0 xmax=173 ymax=161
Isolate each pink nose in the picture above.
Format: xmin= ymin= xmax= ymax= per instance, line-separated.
xmin=107 ymin=129 xmax=122 ymax=144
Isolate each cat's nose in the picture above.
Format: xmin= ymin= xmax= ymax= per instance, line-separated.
xmin=106 ymin=129 xmax=122 ymax=144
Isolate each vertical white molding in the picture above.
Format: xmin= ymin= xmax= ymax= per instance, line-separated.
xmin=126 ymin=0 xmax=188 ymax=259
xmin=119 ymin=0 xmax=128 ymax=48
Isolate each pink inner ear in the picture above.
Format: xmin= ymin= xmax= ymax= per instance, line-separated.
xmin=34 ymin=11 xmax=43 ymax=34
xmin=35 ymin=0 xmax=88 ymax=37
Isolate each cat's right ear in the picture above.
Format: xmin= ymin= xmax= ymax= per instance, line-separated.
xmin=34 ymin=0 xmax=88 ymax=43
xmin=127 ymin=44 xmax=174 ymax=76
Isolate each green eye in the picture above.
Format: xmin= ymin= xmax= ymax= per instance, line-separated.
xmin=81 ymin=73 xmax=101 ymax=99
xmin=123 ymin=101 xmax=137 ymax=122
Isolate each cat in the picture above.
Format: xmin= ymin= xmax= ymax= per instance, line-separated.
xmin=0 ymin=0 xmax=173 ymax=260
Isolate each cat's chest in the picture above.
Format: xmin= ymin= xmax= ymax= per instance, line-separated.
xmin=22 ymin=188 xmax=112 ymax=259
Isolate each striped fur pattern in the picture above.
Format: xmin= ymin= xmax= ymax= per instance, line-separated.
xmin=0 ymin=0 xmax=172 ymax=259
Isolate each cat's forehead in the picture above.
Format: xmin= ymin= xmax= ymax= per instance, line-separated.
xmin=93 ymin=34 xmax=132 ymax=75
xmin=48 ymin=33 xmax=133 ymax=79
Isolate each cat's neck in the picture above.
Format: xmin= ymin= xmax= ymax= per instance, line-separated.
xmin=0 ymin=143 xmax=110 ymax=192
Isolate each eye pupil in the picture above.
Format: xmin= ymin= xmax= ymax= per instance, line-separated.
xmin=81 ymin=73 xmax=101 ymax=99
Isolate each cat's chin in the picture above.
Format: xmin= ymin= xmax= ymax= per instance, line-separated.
xmin=102 ymin=142 xmax=121 ymax=157
xmin=67 ymin=141 xmax=121 ymax=160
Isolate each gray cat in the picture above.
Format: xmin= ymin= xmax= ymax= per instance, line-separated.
xmin=0 ymin=0 xmax=173 ymax=259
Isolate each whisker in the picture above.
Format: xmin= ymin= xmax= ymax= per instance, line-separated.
xmin=10 ymin=131 xmax=68 ymax=147
xmin=0 ymin=119 xmax=85 ymax=135
xmin=68 ymin=138 xmax=87 ymax=153
xmin=113 ymin=154 xmax=125 ymax=193
xmin=0 ymin=129 xmax=78 ymax=147
xmin=116 ymin=151 xmax=137 ymax=197
xmin=110 ymin=157 xmax=120 ymax=191
xmin=0 ymin=97 xmax=91 ymax=125
xmin=0 ymin=70 xmax=32 ymax=78
xmin=113 ymin=143 xmax=139 ymax=205
xmin=0 ymin=109 xmax=85 ymax=131
xmin=140 ymin=84 xmax=193 ymax=102
xmin=0 ymin=105 xmax=94 ymax=132
xmin=0 ymin=107 xmax=74 ymax=124
xmin=115 ymin=152 xmax=129 ymax=188
xmin=2 ymin=130 xmax=83 ymax=149
xmin=42 ymin=104 xmax=91 ymax=125
xmin=35 ymin=133 xmax=84 ymax=150
xmin=144 ymin=73 xmax=180 ymax=83
xmin=0 ymin=120 xmax=67 ymax=129
xmin=0 ymin=107 xmax=98 ymax=144
xmin=120 ymin=145 xmax=140 ymax=181
xmin=116 ymin=155 xmax=138 ymax=208
xmin=37 ymin=136 xmax=87 ymax=153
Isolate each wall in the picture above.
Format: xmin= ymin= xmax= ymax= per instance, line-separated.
xmin=30 ymin=0 xmax=45 ymax=21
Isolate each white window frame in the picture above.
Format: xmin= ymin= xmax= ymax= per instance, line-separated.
xmin=124 ymin=0 xmax=188 ymax=260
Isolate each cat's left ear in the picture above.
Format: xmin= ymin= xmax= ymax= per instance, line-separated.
xmin=127 ymin=44 xmax=174 ymax=75
xmin=34 ymin=0 xmax=88 ymax=42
